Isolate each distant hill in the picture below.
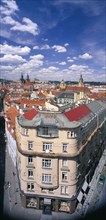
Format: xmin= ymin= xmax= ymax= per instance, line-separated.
xmin=49 ymin=80 xmax=106 ymax=86
xmin=0 ymin=78 xmax=106 ymax=86
xmin=0 ymin=78 xmax=13 ymax=83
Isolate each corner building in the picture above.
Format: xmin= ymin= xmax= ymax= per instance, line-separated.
xmin=15 ymin=101 xmax=106 ymax=213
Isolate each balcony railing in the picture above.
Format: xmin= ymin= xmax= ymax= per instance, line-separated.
xmin=37 ymin=130 xmax=59 ymax=138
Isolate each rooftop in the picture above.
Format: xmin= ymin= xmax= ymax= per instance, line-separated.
xmin=23 ymin=108 xmax=38 ymax=120
xmin=64 ymin=104 xmax=92 ymax=121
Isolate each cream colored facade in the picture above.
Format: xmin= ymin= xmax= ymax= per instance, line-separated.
xmin=15 ymin=101 xmax=106 ymax=213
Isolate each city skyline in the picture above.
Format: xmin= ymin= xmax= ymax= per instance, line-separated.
xmin=0 ymin=0 xmax=106 ymax=82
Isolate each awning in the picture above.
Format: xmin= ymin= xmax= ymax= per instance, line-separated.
xmin=44 ymin=198 xmax=51 ymax=205
xmin=77 ymin=191 xmax=83 ymax=202
xmin=82 ymin=181 xmax=88 ymax=192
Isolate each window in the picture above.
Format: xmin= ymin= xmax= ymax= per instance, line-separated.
xmin=62 ymin=159 xmax=68 ymax=167
xmin=28 ymin=141 xmax=33 ymax=150
xmin=42 ymin=174 xmax=51 ymax=183
xmin=28 ymin=156 xmax=33 ymax=164
xmin=61 ymin=186 xmax=68 ymax=194
xmin=62 ymin=172 xmax=68 ymax=181
xmin=63 ymin=144 xmax=68 ymax=152
xmin=67 ymin=131 xmax=75 ymax=138
xmin=43 ymin=143 xmax=52 ymax=152
xmin=41 ymin=188 xmax=46 ymax=192
xmin=27 ymin=183 xmax=34 ymax=191
xmin=49 ymin=189 xmax=54 ymax=193
xmin=28 ymin=169 xmax=33 ymax=178
xmin=42 ymin=127 xmax=48 ymax=135
xmin=23 ymin=128 xmax=28 ymax=136
xmin=42 ymin=159 xmax=51 ymax=168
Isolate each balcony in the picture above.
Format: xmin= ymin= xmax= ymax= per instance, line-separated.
xmin=37 ymin=128 xmax=59 ymax=138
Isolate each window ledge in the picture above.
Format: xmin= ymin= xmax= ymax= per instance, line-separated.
xmin=61 ymin=193 xmax=69 ymax=195
xmin=42 ymin=182 xmax=52 ymax=185
xmin=61 ymin=167 xmax=70 ymax=171
xmin=26 ymin=165 xmax=35 ymax=168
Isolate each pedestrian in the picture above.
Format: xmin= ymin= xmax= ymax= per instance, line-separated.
xmin=13 ymin=172 xmax=16 ymax=176
xmin=8 ymin=182 xmax=11 ymax=188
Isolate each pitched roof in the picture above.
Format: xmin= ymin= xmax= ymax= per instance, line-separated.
xmin=64 ymin=104 xmax=92 ymax=121
xmin=66 ymin=85 xmax=90 ymax=93
xmin=23 ymin=108 xmax=38 ymax=120
xmin=6 ymin=107 xmax=20 ymax=126
xmin=24 ymin=81 xmax=33 ymax=86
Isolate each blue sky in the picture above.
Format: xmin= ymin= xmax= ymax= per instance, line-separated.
xmin=0 ymin=0 xmax=106 ymax=82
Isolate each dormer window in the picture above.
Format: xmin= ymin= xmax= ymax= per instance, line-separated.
xmin=67 ymin=131 xmax=77 ymax=138
xmin=42 ymin=127 xmax=48 ymax=135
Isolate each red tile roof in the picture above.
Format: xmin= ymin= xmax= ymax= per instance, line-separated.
xmin=64 ymin=104 xmax=92 ymax=121
xmin=66 ymin=85 xmax=90 ymax=93
xmin=23 ymin=108 xmax=38 ymax=120
xmin=24 ymin=81 xmax=33 ymax=86
xmin=6 ymin=107 xmax=20 ymax=126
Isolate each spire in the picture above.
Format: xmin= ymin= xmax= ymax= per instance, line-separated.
xmin=78 ymin=74 xmax=84 ymax=87
xmin=26 ymin=74 xmax=30 ymax=82
xmin=80 ymin=74 xmax=83 ymax=80
xmin=20 ymin=73 xmax=24 ymax=83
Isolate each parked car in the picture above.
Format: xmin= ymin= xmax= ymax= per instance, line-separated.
xmin=99 ymin=175 xmax=105 ymax=185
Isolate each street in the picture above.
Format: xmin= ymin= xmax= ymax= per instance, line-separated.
xmin=0 ymin=117 xmax=5 ymax=216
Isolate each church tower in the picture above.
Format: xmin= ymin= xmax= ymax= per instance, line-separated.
xmin=26 ymin=74 xmax=30 ymax=82
xmin=59 ymin=79 xmax=67 ymax=90
xmin=20 ymin=73 xmax=24 ymax=83
xmin=78 ymin=74 xmax=84 ymax=87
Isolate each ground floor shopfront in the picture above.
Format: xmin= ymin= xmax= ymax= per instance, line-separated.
xmin=21 ymin=194 xmax=76 ymax=213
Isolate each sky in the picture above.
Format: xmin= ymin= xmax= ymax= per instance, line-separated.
xmin=0 ymin=0 xmax=106 ymax=82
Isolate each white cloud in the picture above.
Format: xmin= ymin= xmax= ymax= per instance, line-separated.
xmin=64 ymin=43 xmax=69 ymax=47
xmin=10 ymin=17 xmax=40 ymax=36
xmin=18 ymin=54 xmax=44 ymax=71
xmin=102 ymin=66 xmax=106 ymax=70
xmin=4 ymin=54 xmax=44 ymax=78
xmin=40 ymin=66 xmax=59 ymax=73
xmin=41 ymin=44 xmax=50 ymax=50
xmin=52 ymin=45 xmax=67 ymax=53
xmin=79 ymin=53 xmax=93 ymax=59
xmin=0 ymin=54 xmax=26 ymax=63
xmin=1 ymin=0 xmax=19 ymax=15
xmin=0 ymin=43 xmax=31 ymax=55
xmin=1 ymin=1 xmax=40 ymax=36
xmin=1 ymin=65 xmax=14 ymax=71
xmin=73 ymin=56 xmax=77 ymax=60
xmin=47 ymin=66 xmax=59 ymax=71
xmin=1 ymin=15 xmax=16 ymax=25
xmin=67 ymin=59 xmax=74 ymax=62
xmin=42 ymin=38 xmax=48 ymax=41
xmin=33 ymin=44 xmax=50 ymax=50
xmin=67 ymin=57 xmax=74 ymax=62
xmin=30 ymin=54 xmax=44 ymax=60
xmin=69 ymin=64 xmax=89 ymax=71
xmin=33 ymin=46 xmax=40 ymax=50
xmin=59 ymin=62 xmax=66 ymax=65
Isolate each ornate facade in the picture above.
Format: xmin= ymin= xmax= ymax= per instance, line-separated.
xmin=15 ymin=101 xmax=106 ymax=213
